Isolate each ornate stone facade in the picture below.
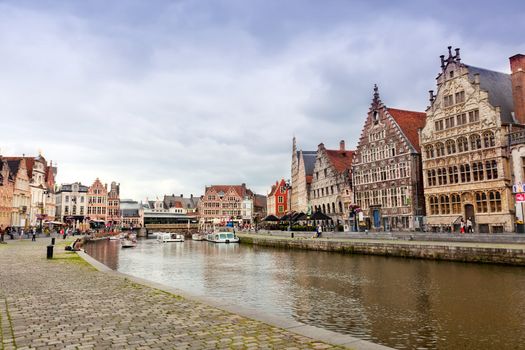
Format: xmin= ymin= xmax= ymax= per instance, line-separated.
xmin=353 ymin=86 xmax=426 ymax=231
xmin=290 ymin=137 xmax=316 ymax=213
xmin=107 ymin=182 xmax=121 ymax=227
xmin=87 ymin=178 xmax=108 ymax=222
xmin=421 ymin=48 xmax=517 ymax=233
xmin=7 ymin=158 xmax=30 ymax=228
xmin=310 ymin=141 xmax=354 ymax=227
xmin=0 ymin=158 xmax=14 ymax=228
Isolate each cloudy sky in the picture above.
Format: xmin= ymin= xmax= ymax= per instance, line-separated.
xmin=1 ymin=0 xmax=524 ymax=200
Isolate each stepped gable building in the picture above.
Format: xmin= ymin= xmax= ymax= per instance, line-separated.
xmin=310 ymin=141 xmax=355 ymax=227
xmin=267 ymin=179 xmax=289 ymax=217
xmin=107 ymin=182 xmax=121 ymax=227
xmin=353 ymin=85 xmax=426 ymax=231
xmin=420 ymin=47 xmax=521 ymax=233
xmin=290 ymin=137 xmax=316 ymax=213
xmin=87 ymin=178 xmax=108 ymax=223
xmin=6 ymin=158 xmax=30 ymax=227
xmin=0 ymin=158 xmax=15 ymax=228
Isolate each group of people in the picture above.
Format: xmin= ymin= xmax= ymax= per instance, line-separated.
xmin=459 ymin=217 xmax=474 ymax=233
xmin=0 ymin=225 xmax=38 ymax=242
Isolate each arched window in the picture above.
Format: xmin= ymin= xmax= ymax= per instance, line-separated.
xmin=446 ymin=140 xmax=456 ymax=154
xmin=470 ymin=134 xmax=482 ymax=150
xmin=483 ymin=131 xmax=495 ymax=148
xmin=429 ymin=196 xmax=439 ymax=215
xmin=489 ymin=191 xmax=502 ymax=212
xmin=436 ymin=142 xmax=445 ymax=157
xmin=475 ymin=192 xmax=488 ymax=213
xmin=440 ymin=195 xmax=450 ymax=214
xmin=322 ymin=204 xmax=326 ymax=213
xmin=425 ymin=145 xmax=434 ymax=159
xmin=472 ymin=162 xmax=484 ymax=181
xmin=338 ymin=201 xmax=343 ymax=213
xmin=332 ymin=202 xmax=336 ymax=213
xmin=451 ymin=193 xmax=461 ymax=214
xmin=448 ymin=166 xmax=459 ymax=184
xmin=457 ymin=137 xmax=469 ymax=152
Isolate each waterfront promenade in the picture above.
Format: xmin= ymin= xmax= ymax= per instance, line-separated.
xmin=0 ymin=238 xmax=388 ymax=350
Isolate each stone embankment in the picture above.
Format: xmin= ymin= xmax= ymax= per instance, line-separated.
xmin=238 ymin=232 xmax=525 ymax=266
xmin=0 ymin=238 xmax=392 ymax=350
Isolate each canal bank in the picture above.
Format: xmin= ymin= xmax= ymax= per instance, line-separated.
xmin=237 ymin=232 xmax=525 ymax=265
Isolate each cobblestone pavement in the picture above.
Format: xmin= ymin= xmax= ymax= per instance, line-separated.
xmin=0 ymin=239 xmax=343 ymax=349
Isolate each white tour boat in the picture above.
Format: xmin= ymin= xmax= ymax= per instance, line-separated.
xmin=207 ymin=232 xmax=239 ymax=243
xmin=121 ymin=238 xmax=137 ymax=248
xmin=157 ymin=232 xmax=185 ymax=243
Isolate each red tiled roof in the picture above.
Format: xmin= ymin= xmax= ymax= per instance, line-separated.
xmin=207 ymin=185 xmax=247 ymax=197
xmin=325 ymin=150 xmax=355 ymax=173
xmin=387 ymin=108 xmax=426 ymax=152
xmin=174 ymin=201 xmax=183 ymax=208
xmin=4 ymin=157 xmax=35 ymax=177
xmin=268 ymin=184 xmax=277 ymax=197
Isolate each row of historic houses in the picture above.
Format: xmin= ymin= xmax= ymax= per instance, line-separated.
xmin=291 ymin=47 xmax=525 ymax=233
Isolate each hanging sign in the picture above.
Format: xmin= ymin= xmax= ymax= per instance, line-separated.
xmin=516 ymin=193 xmax=525 ymax=203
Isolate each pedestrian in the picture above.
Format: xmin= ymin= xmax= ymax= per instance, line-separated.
xmin=19 ymin=228 xmax=24 ymax=240
xmin=31 ymin=227 xmax=36 ymax=241
xmin=460 ymin=218 xmax=465 ymax=234
xmin=316 ymin=224 xmax=322 ymax=238
xmin=0 ymin=225 xmax=4 ymax=243
xmin=466 ymin=217 xmax=473 ymax=233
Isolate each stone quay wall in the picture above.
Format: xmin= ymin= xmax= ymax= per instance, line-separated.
xmin=238 ymin=233 xmax=525 ymax=266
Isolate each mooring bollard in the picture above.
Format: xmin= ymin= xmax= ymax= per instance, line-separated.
xmin=51 ymin=237 xmax=55 ymax=245
xmin=46 ymin=245 xmax=54 ymax=259
xmin=291 ymin=232 xmax=294 ymax=238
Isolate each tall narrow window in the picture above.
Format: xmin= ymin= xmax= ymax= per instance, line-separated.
xmin=440 ymin=195 xmax=450 ymax=214
xmin=489 ymin=191 xmax=502 ymax=212
xmin=436 ymin=142 xmax=445 ymax=157
xmin=446 ymin=140 xmax=456 ymax=154
xmin=476 ymin=192 xmax=488 ymax=213
xmin=472 ymin=162 xmax=484 ymax=181
xmin=448 ymin=166 xmax=459 ymax=184
xmin=486 ymin=160 xmax=498 ymax=179
xmin=451 ymin=194 xmax=461 ymax=214
xmin=483 ymin=131 xmax=495 ymax=148
xmin=426 ymin=145 xmax=435 ymax=159
xmin=460 ymin=164 xmax=471 ymax=182
xmin=468 ymin=109 xmax=479 ymax=123
xmin=457 ymin=137 xmax=468 ymax=152
xmin=470 ymin=134 xmax=481 ymax=150
xmin=455 ymin=91 xmax=465 ymax=104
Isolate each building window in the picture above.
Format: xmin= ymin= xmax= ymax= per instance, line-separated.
xmin=390 ymin=188 xmax=398 ymax=207
xmin=457 ymin=137 xmax=468 ymax=152
xmin=435 ymin=120 xmax=444 ymax=131
xmin=472 ymin=162 xmax=484 ymax=181
xmin=436 ymin=142 xmax=445 ymax=157
xmin=483 ymin=131 xmax=495 ymax=148
xmin=425 ymin=145 xmax=435 ymax=159
xmin=437 ymin=168 xmax=447 ymax=185
xmin=470 ymin=134 xmax=482 ymax=150
xmin=451 ymin=194 xmax=461 ymax=214
xmin=440 ymin=195 xmax=450 ymax=214
xmin=448 ymin=166 xmax=459 ymax=184
xmin=460 ymin=164 xmax=471 ymax=182
xmin=486 ymin=160 xmax=498 ymax=179
xmin=456 ymin=113 xmax=467 ymax=125
xmin=444 ymin=94 xmax=454 ymax=107
xmin=278 ymin=205 xmax=284 ymax=213
xmin=446 ymin=140 xmax=456 ymax=154
xmin=455 ymin=91 xmax=465 ymax=104
xmin=430 ymin=196 xmax=439 ymax=215
xmin=468 ymin=109 xmax=480 ymax=123
xmin=489 ymin=191 xmax=502 ymax=212
xmin=65 ymin=195 xmax=69 ymax=203
xmin=445 ymin=116 xmax=455 ymax=129
xmin=427 ymin=169 xmax=437 ymax=187
xmin=475 ymin=192 xmax=488 ymax=213
xmin=278 ymin=196 xmax=283 ymax=203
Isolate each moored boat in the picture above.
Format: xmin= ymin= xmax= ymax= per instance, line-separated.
xmin=207 ymin=232 xmax=239 ymax=243
xmin=157 ymin=232 xmax=185 ymax=243
xmin=192 ymin=233 xmax=205 ymax=241
xmin=121 ymin=239 xmax=137 ymax=248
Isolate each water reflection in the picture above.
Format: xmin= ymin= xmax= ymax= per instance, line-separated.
xmin=85 ymin=239 xmax=525 ymax=350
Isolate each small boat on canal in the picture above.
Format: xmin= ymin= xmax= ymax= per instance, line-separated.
xmin=121 ymin=238 xmax=137 ymax=248
xmin=157 ymin=232 xmax=185 ymax=243
xmin=192 ymin=233 xmax=205 ymax=241
xmin=207 ymin=232 xmax=239 ymax=244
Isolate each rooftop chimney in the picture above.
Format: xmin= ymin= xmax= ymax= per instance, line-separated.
xmin=180 ymin=194 xmax=183 ymax=198
xmin=510 ymin=54 xmax=525 ymax=125
xmin=339 ymin=140 xmax=345 ymax=151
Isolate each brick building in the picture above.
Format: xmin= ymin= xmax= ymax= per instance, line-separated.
xmin=107 ymin=182 xmax=121 ymax=227
xmin=353 ymin=85 xmax=426 ymax=231
xmin=87 ymin=178 xmax=108 ymax=223
xmin=267 ymin=179 xmax=289 ymax=217
xmin=310 ymin=141 xmax=354 ymax=227
xmin=199 ymin=184 xmax=254 ymax=228
xmin=420 ymin=47 xmax=521 ymax=233
xmin=0 ymin=158 xmax=14 ymax=228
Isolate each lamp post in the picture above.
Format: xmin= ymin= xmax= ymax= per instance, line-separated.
xmin=282 ymin=180 xmax=293 ymax=237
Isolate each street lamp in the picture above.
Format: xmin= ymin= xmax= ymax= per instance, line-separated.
xmin=282 ymin=179 xmax=293 ymax=237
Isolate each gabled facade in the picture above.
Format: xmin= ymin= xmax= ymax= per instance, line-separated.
xmin=310 ymin=141 xmax=354 ymax=227
xmin=267 ymin=179 xmax=289 ymax=216
xmin=107 ymin=182 xmax=121 ymax=227
xmin=87 ymin=178 xmax=108 ymax=222
xmin=353 ymin=86 xmax=426 ymax=231
xmin=0 ymin=158 xmax=15 ymax=228
xmin=420 ymin=47 xmax=517 ymax=233
xmin=6 ymin=158 xmax=30 ymax=228
xmin=290 ymin=137 xmax=316 ymax=213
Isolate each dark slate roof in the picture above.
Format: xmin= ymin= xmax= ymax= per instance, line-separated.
xmin=298 ymin=151 xmax=317 ymax=176
xmin=6 ymin=160 xmax=20 ymax=176
xmin=466 ymin=65 xmax=516 ymax=124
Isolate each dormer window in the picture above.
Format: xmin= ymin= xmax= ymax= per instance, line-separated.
xmin=449 ymin=70 xmax=454 ymax=78
xmin=373 ymin=111 xmax=379 ymax=124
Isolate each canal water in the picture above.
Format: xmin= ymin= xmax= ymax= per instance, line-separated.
xmin=85 ymin=239 xmax=525 ymax=350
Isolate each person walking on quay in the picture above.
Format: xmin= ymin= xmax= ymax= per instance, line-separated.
xmin=31 ymin=227 xmax=36 ymax=241
xmin=19 ymin=228 xmax=24 ymax=240
xmin=466 ymin=218 xmax=473 ymax=233
xmin=460 ymin=218 xmax=465 ymax=234
xmin=316 ymin=224 xmax=322 ymax=238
